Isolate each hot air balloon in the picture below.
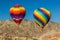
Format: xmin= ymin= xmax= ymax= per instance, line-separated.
xmin=33 ymin=8 xmax=51 ymax=29
xmin=10 ymin=4 xmax=26 ymax=25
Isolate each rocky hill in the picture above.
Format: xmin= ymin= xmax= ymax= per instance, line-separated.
xmin=0 ymin=20 xmax=60 ymax=40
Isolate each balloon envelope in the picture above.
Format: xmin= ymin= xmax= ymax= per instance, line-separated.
xmin=10 ymin=4 xmax=26 ymax=25
xmin=33 ymin=8 xmax=51 ymax=28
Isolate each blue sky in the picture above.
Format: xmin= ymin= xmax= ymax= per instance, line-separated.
xmin=0 ymin=0 xmax=60 ymax=23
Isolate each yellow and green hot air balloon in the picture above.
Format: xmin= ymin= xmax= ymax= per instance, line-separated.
xmin=33 ymin=8 xmax=51 ymax=29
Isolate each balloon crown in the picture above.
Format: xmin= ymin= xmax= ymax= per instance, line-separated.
xmin=14 ymin=4 xmax=20 ymax=8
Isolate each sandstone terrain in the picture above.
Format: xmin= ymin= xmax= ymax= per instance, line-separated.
xmin=0 ymin=20 xmax=60 ymax=40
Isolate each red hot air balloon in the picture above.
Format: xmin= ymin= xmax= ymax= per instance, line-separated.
xmin=10 ymin=4 xmax=26 ymax=25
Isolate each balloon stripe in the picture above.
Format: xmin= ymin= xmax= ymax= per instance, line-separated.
xmin=36 ymin=9 xmax=48 ymax=22
xmin=39 ymin=9 xmax=50 ymax=19
xmin=34 ymin=11 xmax=47 ymax=24
xmin=10 ymin=7 xmax=26 ymax=14
xmin=10 ymin=14 xmax=25 ymax=16
xmin=34 ymin=14 xmax=46 ymax=25
xmin=34 ymin=15 xmax=45 ymax=26
xmin=10 ymin=7 xmax=25 ymax=11
xmin=10 ymin=14 xmax=25 ymax=18
xmin=40 ymin=8 xmax=50 ymax=17
xmin=38 ymin=9 xmax=50 ymax=21
xmin=34 ymin=19 xmax=43 ymax=27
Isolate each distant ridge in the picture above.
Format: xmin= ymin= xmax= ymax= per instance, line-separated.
xmin=0 ymin=20 xmax=60 ymax=38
